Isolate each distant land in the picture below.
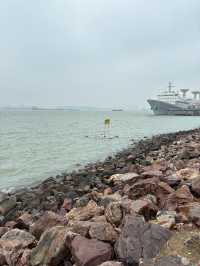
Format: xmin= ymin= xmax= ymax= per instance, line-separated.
xmin=0 ymin=105 xmax=148 ymax=112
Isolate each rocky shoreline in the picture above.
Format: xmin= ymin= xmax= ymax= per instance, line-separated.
xmin=1 ymin=128 xmax=200 ymax=265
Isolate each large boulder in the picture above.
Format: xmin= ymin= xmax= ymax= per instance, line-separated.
xmin=66 ymin=200 xmax=104 ymax=221
xmin=71 ymin=236 xmax=113 ymax=266
xmin=0 ymin=193 xmax=17 ymax=220
xmin=89 ymin=222 xmax=118 ymax=242
xmin=30 ymin=211 xmax=67 ymax=239
xmin=127 ymin=178 xmax=174 ymax=205
xmin=30 ymin=226 xmax=73 ymax=266
xmin=178 ymin=202 xmax=200 ymax=226
xmin=0 ymin=229 xmax=36 ymax=251
xmin=164 ymin=185 xmax=194 ymax=211
xmin=115 ymin=215 xmax=172 ymax=264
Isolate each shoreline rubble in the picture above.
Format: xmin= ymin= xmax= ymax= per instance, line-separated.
xmin=1 ymin=128 xmax=200 ymax=265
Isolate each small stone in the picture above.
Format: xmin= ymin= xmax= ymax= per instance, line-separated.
xmin=89 ymin=221 xmax=118 ymax=242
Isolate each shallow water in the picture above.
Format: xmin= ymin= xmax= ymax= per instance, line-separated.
xmin=0 ymin=110 xmax=200 ymax=190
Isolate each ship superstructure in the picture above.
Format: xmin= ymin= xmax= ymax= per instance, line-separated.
xmin=147 ymin=82 xmax=200 ymax=116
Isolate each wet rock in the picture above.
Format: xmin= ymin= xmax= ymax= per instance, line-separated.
xmin=66 ymin=200 xmax=104 ymax=221
xmin=89 ymin=221 xmax=118 ymax=242
xmin=115 ymin=215 xmax=172 ymax=264
xmin=30 ymin=211 xmax=67 ymax=239
xmin=109 ymin=173 xmax=139 ymax=184
xmin=71 ymin=235 xmax=113 ymax=266
xmin=164 ymin=185 xmax=194 ymax=211
xmin=105 ymin=202 xmax=122 ymax=226
xmin=30 ymin=226 xmax=73 ymax=266
xmin=0 ymin=229 xmax=36 ymax=251
xmin=16 ymin=212 xmax=33 ymax=230
xmin=0 ymin=195 xmax=16 ymax=216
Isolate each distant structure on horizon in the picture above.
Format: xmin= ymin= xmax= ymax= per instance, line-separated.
xmin=147 ymin=82 xmax=200 ymax=116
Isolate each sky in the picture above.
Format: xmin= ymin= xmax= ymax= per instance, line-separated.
xmin=0 ymin=0 xmax=200 ymax=109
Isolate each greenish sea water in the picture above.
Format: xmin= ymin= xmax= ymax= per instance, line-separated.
xmin=1 ymin=110 xmax=200 ymax=190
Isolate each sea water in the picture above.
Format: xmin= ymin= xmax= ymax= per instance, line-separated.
xmin=1 ymin=110 xmax=200 ymax=190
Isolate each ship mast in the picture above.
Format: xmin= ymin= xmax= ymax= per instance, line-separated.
xmin=168 ymin=81 xmax=175 ymax=93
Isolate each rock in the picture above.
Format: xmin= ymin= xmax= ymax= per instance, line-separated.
xmin=105 ymin=202 xmax=122 ymax=226
xmin=0 ymin=227 xmax=9 ymax=237
xmin=191 ymin=177 xmax=200 ymax=196
xmin=89 ymin=221 xmax=118 ymax=242
xmin=176 ymin=168 xmax=199 ymax=180
xmin=109 ymin=173 xmax=139 ymax=183
xmin=5 ymin=220 xmax=17 ymax=228
xmin=141 ymin=170 xmax=163 ymax=178
xmin=66 ymin=200 xmax=104 ymax=221
xmin=128 ymin=199 xmax=158 ymax=220
xmin=99 ymin=193 xmax=122 ymax=208
xmin=154 ymin=211 xmax=176 ymax=229
xmin=115 ymin=215 xmax=172 ymax=264
xmin=0 ymin=195 xmax=16 ymax=216
xmin=127 ymin=178 xmax=174 ymax=205
xmin=62 ymin=198 xmax=73 ymax=211
xmin=71 ymin=235 xmax=113 ymax=266
xmin=0 ymin=249 xmax=6 ymax=265
xmin=16 ymin=212 xmax=33 ymax=230
xmin=16 ymin=249 xmax=31 ymax=266
xmin=104 ymin=188 xmax=113 ymax=196
xmin=142 ymin=255 xmax=191 ymax=266
xmin=68 ymin=220 xmax=93 ymax=236
xmin=30 ymin=211 xmax=67 ymax=239
xmin=30 ymin=226 xmax=73 ymax=266
xmin=164 ymin=185 xmax=194 ymax=211
xmin=179 ymin=202 xmax=200 ymax=226
xmin=0 ymin=229 xmax=36 ymax=251
xmin=98 ymin=261 xmax=124 ymax=266
xmin=160 ymin=175 xmax=181 ymax=187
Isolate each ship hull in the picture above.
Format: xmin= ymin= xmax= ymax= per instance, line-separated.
xmin=147 ymin=99 xmax=200 ymax=116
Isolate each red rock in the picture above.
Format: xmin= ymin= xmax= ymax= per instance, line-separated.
xmin=192 ymin=177 xmax=200 ymax=196
xmin=104 ymin=188 xmax=113 ymax=196
xmin=114 ymin=215 xmax=172 ymax=264
xmin=16 ymin=212 xmax=33 ymax=230
xmin=5 ymin=220 xmax=17 ymax=229
xmin=30 ymin=226 xmax=73 ymax=266
xmin=164 ymin=185 xmax=194 ymax=211
xmin=105 ymin=202 xmax=122 ymax=226
xmin=62 ymin=198 xmax=73 ymax=211
xmin=179 ymin=202 xmax=200 ymax=226
xmin=0 ymin=227 xmax=9 ymax=237
xmin=71 ymin=236 xmax=113 ymax=266
xmin=128 ymin=199 xmax=158 ymax=220
xmin=89 ymin=222 xmax=118 ymax=242
xmin=0 ymin=229 xmax=36 ymax=251
xmin=30 ymin=211 xmax=67 ymax=239
xmin=66 ymin=200 xmax=104 ymax=222
xmin=16 ymin=249 xmax=31 ymax=266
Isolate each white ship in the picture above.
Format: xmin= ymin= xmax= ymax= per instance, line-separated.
xmin=147 ymin=82 xmax=200 ymax=116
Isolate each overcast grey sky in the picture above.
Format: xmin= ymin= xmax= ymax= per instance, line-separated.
xmin=0 ymin=0 xmax=199 ymax=108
